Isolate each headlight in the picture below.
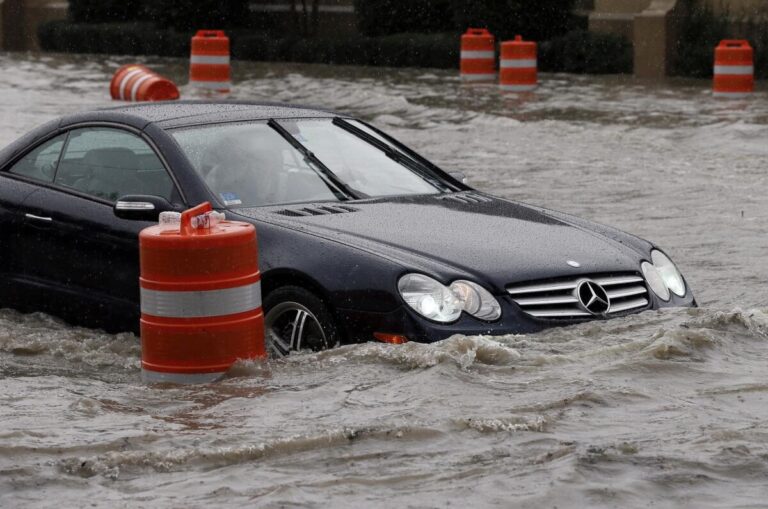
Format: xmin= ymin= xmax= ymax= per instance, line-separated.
xmin=651 ymin=250 xmax=686 ymax=297
xmin=398 ymin=274 xmax=462 ymax=323
xmin=449 ymin=280 xmax=502 ymax=321
xmin=398 ymin=274 xmax=501 ymax=323
xmin=641 ymin=249 xmax=686 ymax=301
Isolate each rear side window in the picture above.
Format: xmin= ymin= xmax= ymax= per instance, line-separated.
xmin=54 ymin=127 xmax=177 ymax=202
xmin=7 ymin=134 xmax=67 ymax=183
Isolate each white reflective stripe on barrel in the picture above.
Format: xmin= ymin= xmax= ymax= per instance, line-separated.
xmin=118 ymin=69 xmax=144 ymax=100
xmin=500 ymin=84 xmax=537 ymax=92
xmin=713 ymin=91 xmax=752 ymax=98
xmin=190 ymin=55 xmax=231 ymax=65
xmin=714 ymin=65 xmax=753 ymax=75
xmin=189 ymin=80 xmax=232 ymax=90
xmin=142 ymin=369 xmax=226 ymax=384
xmin=461 ymin=73 xmax=497 ymax=81
xmin=130 ymin=74 xmax=153 ymax=102
xmin=141 ymin=281 xmax=261 ymax=318
xmin=500 ymin=59 xmax=537 ymax=69
xmin=460 ymin=50 xmax=495 ymax=59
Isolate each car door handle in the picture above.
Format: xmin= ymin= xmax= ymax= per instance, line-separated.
xmin=25 ymin=213 xmax=53 ymax=222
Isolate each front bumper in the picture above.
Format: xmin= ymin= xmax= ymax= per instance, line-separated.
xmin=336 ymin=292 xmax=697 ymax=344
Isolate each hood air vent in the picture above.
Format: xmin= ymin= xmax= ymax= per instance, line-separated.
xmin=275 ymin=205 xmax=359 ymax=217
xmin=436 ymin=192 xmax=493 ymax=204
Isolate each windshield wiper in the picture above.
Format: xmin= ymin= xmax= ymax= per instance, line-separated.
xmin=332 ymin=117 xmax=456 ymax=193
xmin=267 ymin=118 xmax=359 ymax=201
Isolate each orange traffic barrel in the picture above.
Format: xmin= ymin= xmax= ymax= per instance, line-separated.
xmin=714 ymin=40 xmax=754 ymax=98
xmin=461 ymin=28 xmax=496 ymax=81
xmin=110 ymin=64 xmax=180 ymax=102
xmin=139 ymin=202 xmax=265 ymax=384
xmin=500 ymin=35 xmax=537 ymax=92
xmin=190 ymin=29 xmax=232 ymax=93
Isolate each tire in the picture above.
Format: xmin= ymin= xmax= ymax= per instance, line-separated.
xmin=262 ymin=286 xmax=340 ymax=357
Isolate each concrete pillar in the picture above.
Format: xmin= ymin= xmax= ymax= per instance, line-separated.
xmin=25 ymin=0 xmax=68 ymax=50
xmin=633 ymin=0 xmax=682 ymax=79
xmin=1 ymin=0 xmax=67 ymax=51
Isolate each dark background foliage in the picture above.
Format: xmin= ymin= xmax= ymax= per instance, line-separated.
xmin=47 ymin=0 xmax=632 ymax=75
xmin=672 ymin=0 xmax=768 ymax=79
xmin=450 ymin=0 xmax=577 ymax=41
xmin=69 ymin=0 xmax=251 ymax=29
xmin=540 ymin=30 xmax=632 ymax=74
xmin=353 ymin=0 xmax=454 ymax=36
xmin=145 ymin=1 xmax=252 ymax=31
xmin=69 ymin=0 xmax=146 ymax=23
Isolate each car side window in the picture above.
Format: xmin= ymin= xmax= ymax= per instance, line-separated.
xmin=7 ymin=134 xmax=67 ymax=183
xmin=54 ymin=127 xmax=177 ymax=202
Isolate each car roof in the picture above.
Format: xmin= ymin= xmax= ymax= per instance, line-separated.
xmin=62 ymin=101 xmax=345 ymax=131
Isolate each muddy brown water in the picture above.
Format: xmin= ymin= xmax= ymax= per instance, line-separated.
xmin=1 ymin=53 xmax=768 ymax=508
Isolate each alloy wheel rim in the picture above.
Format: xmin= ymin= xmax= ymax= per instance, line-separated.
xmin=264 ymin=302 xmax=328 ymax=357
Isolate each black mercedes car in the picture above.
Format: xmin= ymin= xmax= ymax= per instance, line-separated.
xmin=0 ymin=101 xmax=695 ymax=356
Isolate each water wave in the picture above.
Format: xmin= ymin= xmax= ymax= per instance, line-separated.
xmin=57 ymin=425 xmax=443 ymax=479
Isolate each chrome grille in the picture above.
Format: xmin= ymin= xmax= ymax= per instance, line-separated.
xmin=507 ymin=273 xmax=650 ymax=319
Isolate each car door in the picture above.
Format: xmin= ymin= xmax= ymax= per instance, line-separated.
xmin=0 ymin=133 xmax=68 ymax=308
xmin=18 ymin=126 xmax=184 ymax=332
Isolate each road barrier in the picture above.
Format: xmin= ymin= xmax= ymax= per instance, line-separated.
xmin=139 ymin=202 xmax=265 ymax=384
xmin=190 ymin=30 xmax=232 ymax=93
xmin=460 ymin=28 xmax=496 ymax=82
xmin=714 ymin=40 xmax=754 ymax=98
xmin=109 ymin=64 xmax=180 ymax=102
xmin=500 ymin=35 xmax=537 ymax=92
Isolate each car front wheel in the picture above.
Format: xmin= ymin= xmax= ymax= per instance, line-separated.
xmin=263 ymin=286 xmax=339 ymax=357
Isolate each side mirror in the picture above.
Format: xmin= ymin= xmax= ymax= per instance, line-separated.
xmin=448 ymin=171 xmax=469 ymax=185
xmin=114 ymin=195 xmax=177 ymax=221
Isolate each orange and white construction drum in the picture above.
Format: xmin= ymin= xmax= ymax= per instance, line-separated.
xmin=713 ymin=39 xmax=754 ymax=98
xmin=461 ymin=28 xmax=496 ymax=82
xmin=500 ymin=35 xmax=537 ymax=92
xmin=109 ymin=64 xmax=180 ymax=102
xmin=139 ymin=202 xmax=265 ymax=384
xmin=189 ymin=30 xmax=232 ymax=93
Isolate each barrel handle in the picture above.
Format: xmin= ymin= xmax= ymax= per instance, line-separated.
xmin=720 ymin=39 xmax=750 ymax=47
xmin=180 ymin=202 xmax=212 ymax=235
xmin=467 ymin=28 xmax=490 ymax=36
xmin=196 ymin=30 xmax=226 ymax=38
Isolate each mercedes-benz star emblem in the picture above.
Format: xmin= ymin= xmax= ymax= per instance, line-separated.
xmin=575 ymin=280 xmax=611 ymax=316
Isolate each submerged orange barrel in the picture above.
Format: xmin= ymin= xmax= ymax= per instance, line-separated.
xmin=460 ymin=28 xmax=496 ymax=81
xmin=189 ymin=30 xmax=232 ymax=93
xmin=110 ymin=64 xmax=180 ymax=102
xmin=139 ymin=202 xmax=265 ymax=383
xmin=500 ymin=35 xmax=537 ymax=92
xmin=713 ymin=40 xmax=754 ymax=98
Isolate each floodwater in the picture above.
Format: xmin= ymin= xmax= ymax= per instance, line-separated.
xmin=1 ymin=53 xmax=768 ymax=508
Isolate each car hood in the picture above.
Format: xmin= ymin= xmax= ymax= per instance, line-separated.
xmin=236 ymin=192 xmax=652 ymax=292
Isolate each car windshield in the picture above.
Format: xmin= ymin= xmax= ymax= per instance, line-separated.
xmin=172 ymin=119 xmax=445 ymax=208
